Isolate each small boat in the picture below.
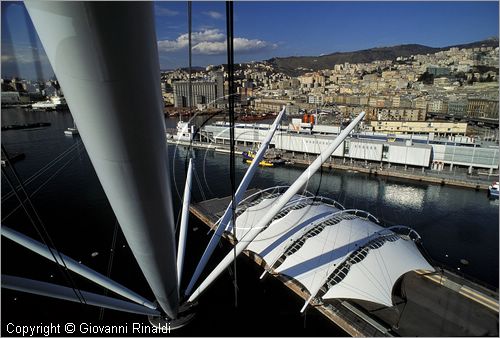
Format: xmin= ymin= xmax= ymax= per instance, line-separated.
xmin=64 ymin=127 xmax=79 ymax=136
xmin=64 ymin=121 xmax=79 ymax=136
xmin=270 ymin=158 xmax=286 ymax=166
xmin=242 ymin=151 xmax=256 ymax=161
xmin=242 ymin=151 xmax=273 ymax=166
xmin=245 ymin=158 xmax=274 ymax=167
xmin=488 ymin=181 xmax=499 ymax=198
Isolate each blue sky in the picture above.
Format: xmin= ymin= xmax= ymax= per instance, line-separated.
xmin=2 ymin=1 xmax=499 ymax=79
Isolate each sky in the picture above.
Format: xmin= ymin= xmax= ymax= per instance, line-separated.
xmin=1 ymin=1 xmax=499 ymax=80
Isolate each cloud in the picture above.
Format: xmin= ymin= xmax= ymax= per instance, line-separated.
xmin=234 ymin=38 xmax=277 ymax=53
xmin=193 ymin=38 xmax=277 ymax=55
xmin=203 ymin=11 xmax=223 ymax=20
xmin=158 ymin=29 xmax=225 ymax=52
xmin=154 ymin=5 xmax=179 ymax=16
xmin=157 ymin=29 xmax=277 ymax=55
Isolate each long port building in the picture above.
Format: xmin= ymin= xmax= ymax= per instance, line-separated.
xmin=201 ymin=121 xmax=499 ymax=174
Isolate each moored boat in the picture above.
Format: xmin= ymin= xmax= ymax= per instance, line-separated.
xmin=242 ymin=150 xmax=285 ymax=167
xmin=64 ymin=127 xmax=79 ymax=136
xmin=31 ymin=95 xmax=68 ymax=110
xmin=488 ymin=181 xmax=499 ymax=198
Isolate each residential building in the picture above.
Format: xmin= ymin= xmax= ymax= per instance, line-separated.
xmin=370 ymin=121 xmax=467 ymax=136
xmin=173 ymin=81 xmax=217 ymax=108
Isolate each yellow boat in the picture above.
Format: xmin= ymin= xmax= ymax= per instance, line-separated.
xmin=245 ymin=159 xmax=274 ymax=167
xmin=242 ymin=151 xmax=274 ymax=167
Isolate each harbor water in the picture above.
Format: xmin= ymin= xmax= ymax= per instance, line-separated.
xmin=1 ymin=108 xmax=498 ymax=336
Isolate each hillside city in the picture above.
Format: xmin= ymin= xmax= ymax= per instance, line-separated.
xmin=159 ymin=41 xmax=499 ymax=135
xmin=2 ymin=41 xmax=499 ymax=140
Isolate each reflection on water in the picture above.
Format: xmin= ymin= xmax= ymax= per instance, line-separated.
xmin=341 ymin=174 xmax=380 ymax=201
xmin=383 ymin=184 xmax=425 ymax=211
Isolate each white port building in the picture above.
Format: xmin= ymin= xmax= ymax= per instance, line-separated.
xmin=202 ymin=122 xmax=498 ymax=172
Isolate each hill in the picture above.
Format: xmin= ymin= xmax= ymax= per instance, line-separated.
xmin=268 ymin=38 xmax=499 ymax=76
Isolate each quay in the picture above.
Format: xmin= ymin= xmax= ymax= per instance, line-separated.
xmin=168 ymin=139 xmax=492 ymax=191
xmin=1 ymin=122 xmax=51 ymax=131
xmin=189 ymin=192 xmax=499 ymax=336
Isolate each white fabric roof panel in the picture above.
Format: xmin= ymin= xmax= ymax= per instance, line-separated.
xmin=234 ymin=195 xmax=329 ymax=240
xmin=230 ymin=191 xmax=434 ymax=309
xmin=322 ymin=236 xmax=435 ymax=307
xmin=276 ymin=217 xmax=383 ymax=297
xmin=233 ymin=196 xmax=279 ymax=240
xmin=247 ymin=203 xmax=338 ymax=265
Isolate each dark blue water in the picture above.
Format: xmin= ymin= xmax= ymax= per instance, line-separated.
xmin=2 ymin=108 xmax=498 ymax=336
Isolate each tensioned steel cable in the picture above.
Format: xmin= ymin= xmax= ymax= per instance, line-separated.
xmin=2 ymin=147 xmax=82 ymax=222
xmin=1 ymin=145 xmax=86 ymax=305
xmin=2 ymin=141 xmax=81 ymax=203
xmin=99 ymin=220 xmax=119 ymax=320
xmin=226 ymin=0 xmax=238 ymax=308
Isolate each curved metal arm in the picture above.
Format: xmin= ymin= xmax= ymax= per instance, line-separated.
xmin=2 ymin=275 xmax=160 ymax=316
xmin=2 ymin=225 xmax=157 ymax=309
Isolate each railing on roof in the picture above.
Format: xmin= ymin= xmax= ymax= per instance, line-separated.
xmin=312 ymin=196 xmax=345 ymax=210
xmin=270 ymin=196 xmax=317 ymax=222
xmin=382 ymin=225 xmax=421 ymax=241
xmin=233 ymin=186 xmax=290 ymax=217
xmin=342 ymin=209 xmax=380 ymax=224
xmin=235 ymin=187 xmax=346 ymax=220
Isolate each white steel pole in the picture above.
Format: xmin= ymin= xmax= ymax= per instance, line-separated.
xmin=187 ymin=112 xmax=365 ymax=303
xmin=25 ymin=2 xmax=179 ymax=318
xmin=2 ymin=275 xmax=160 ymax=316
xmin=177 ymin=159 xmax=193 ymax=286
xmin=2 ymin=225 xmax=157 ymax=309
xmin=184 ymin=106 xmax=286 ymax=296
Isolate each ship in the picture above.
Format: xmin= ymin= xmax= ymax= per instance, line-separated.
xmin=31 ymin=95 xmax=68 ymax=110
xmin=166 ymin=121 xmax=195 ymax=142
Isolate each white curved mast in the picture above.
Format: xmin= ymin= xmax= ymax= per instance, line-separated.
xmin=185 ymin=106 xmax=286 ymax=296
xmin=177 ymin=159 xmax=193 ymax=286
xmin=24 ymin=1 xmax=179 ymax=318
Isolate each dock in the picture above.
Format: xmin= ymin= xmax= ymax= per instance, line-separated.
xmin=1 ymin=122 xmax=51 ymax=131
xmin=169 ymin=139 xmax=492 ymax=190
xmin=190 ymin=192 xmax=499 ymax=336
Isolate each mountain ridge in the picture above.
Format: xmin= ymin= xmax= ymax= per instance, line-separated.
xmin=267 ymin=38 xmax=499 ymax=76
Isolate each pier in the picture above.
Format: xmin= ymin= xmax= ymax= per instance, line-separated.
xmin=169 ymin=139 xmax=492 ymax=190
xmin=189 ymin=192 xmax=499 ymax=336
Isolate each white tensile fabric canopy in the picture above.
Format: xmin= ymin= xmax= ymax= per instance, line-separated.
xmin=232 ymin=191 xmax=434 ymax=308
